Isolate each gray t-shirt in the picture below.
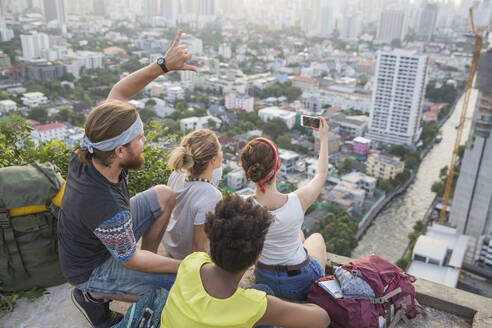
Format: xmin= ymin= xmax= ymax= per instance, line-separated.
xmin=162 ymin=171 xmax=222 ymax=259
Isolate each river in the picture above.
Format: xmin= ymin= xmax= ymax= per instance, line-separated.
xmin=352 ymin=90 xmax=478 ymax=262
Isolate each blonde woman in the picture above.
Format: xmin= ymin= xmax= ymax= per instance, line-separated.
xmin=162 ymin=129 xmax=223 ymax=259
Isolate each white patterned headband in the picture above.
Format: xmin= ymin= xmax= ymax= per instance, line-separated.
xmin=80 ymin=115 xmax=143 ymax=154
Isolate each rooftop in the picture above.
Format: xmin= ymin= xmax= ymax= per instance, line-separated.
xmin=35 ymin=122 xmax=66 ymax=132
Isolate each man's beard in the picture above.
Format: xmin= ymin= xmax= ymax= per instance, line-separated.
xmin=121 ymin=151 xmax=145 ymax=170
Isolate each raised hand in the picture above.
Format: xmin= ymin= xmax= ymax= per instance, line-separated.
xmin=163 ymin=30 xmax=198 ymax=73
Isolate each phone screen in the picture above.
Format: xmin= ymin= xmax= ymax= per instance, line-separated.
xmin=302 ymin=116 xmax=320 ymax=129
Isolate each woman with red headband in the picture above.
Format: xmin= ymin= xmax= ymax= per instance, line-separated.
xmin=239 ymin=116 xmax=329 ymax=301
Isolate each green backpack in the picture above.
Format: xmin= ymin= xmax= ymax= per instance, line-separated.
xmin=0 ymin=162 xmax=66 ymax=292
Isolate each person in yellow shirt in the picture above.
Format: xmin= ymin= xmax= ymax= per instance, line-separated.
xmin=161 ymin=194 xmax=330 ymax=328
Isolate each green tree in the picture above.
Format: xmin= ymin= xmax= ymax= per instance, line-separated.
xmin=207 ymin=118 xmax=217 ymax=130
xmin=389 ymin=145 xmax=407 ymax=157
xmin=431 ymin=181 xmax=445 ymax=196
xmin=285 ymin=86 xmax=302 ymax=102
xmin=139 ymin=107 xmax=156 ymax=124
xmin=262 ymin=118 xmax=287 ymax=142
xmin=28 ymin=107 xmax=49 ymax=123
xmin=277 ymin=135 xmax=291 ymax=149
xmin=315 ymin=212 xmax=358 ymax=257
xmin=338 ymin=158 xmax=353 ymax=175
xmin=377 ymin=179 xmax=394 ymax=193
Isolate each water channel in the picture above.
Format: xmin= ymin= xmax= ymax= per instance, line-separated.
xmin=352 ymin=90 xmax=478 ymax=262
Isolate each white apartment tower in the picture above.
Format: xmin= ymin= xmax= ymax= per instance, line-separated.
xmin=366 ymin=50 xmax=428 ymax=146
xmin=20 ymin=32 xmax=50 ymax=61
xmin=376 ymin=8 xmax=406 ymax=43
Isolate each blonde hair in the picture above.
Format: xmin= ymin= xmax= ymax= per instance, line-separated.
xmin=168 ymin=129 xmax=219 ymax=177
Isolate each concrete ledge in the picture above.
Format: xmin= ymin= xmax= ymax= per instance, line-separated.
xmin=325 ymin=252 xmax=492 ymax=328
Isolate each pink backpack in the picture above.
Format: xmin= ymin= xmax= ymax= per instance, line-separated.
xmin=307 ymin=255 xmax=425 ymax=328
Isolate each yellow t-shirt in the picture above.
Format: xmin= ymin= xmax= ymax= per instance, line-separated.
xmin=161 ymin=252 xmax=268 ymax=328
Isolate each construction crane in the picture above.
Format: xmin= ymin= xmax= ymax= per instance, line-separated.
xmin=439 ymin=9 xmax=489 ymax=223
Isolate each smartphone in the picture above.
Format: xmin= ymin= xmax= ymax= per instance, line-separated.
xmin=301 ymin=115 xmax=320 ymax=129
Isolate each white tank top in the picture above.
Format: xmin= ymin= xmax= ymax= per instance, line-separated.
xmin=251 ymin=193 xmax=307 ymax=265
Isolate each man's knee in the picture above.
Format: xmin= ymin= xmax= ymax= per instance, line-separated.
xmin=153 ymin=184 xmax=175 ymax=211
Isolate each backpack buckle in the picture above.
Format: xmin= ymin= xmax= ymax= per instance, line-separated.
xmin=0 ymin=209 xmax=10 ymax=228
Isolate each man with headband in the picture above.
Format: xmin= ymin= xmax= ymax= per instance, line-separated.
xmin=58 ymin=30 xmax=197 ymax=328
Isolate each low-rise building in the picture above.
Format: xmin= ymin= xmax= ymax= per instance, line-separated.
xmin=24 ymin=64 xmax=65 ymax=81
xmin=258 ymin=106 xmax=296 ymax=129
xmin=0 ymin=100 xmax=17 ymax=114
xmin=180 ymin=116 xmax=221 ymax=131
xmin=225 ymin=93 xmax=254 ymax=112
xmin=353 ymin=137 xmax=371 ymax=156
xmin=278 ymin=149 xmax=300 ymax=173
xmin=341 ymin=172 xmax=377 ymax=198
xmin=366 ymin=152 xmax=405 ymax=180
xmin=327 ymin=181 xmax=366 ymax=215
xmin=330 ymin=114 xmax=369 ymax=138
xmin=103 ymin=46 xmax=126 ymax=56
xmin=31 ymin=122 xmax=67 ymax=145
xmin=227 ymin=169 xmax=247 ymax=190
xmin=293 ymin=76 xmax=319 ymax=92
xmin=64 ymin=127 xmax=84 ymax=148
xmin=407 ymin=224 xmax=469 ymax=288
xmin=22 ymin=92 xmax=48 ymax=107
xmin=314 ymin=132 xmax=341 ymax=155
xmin=165 ymin=86 xmax=185 ymax=102
xmin=303 ymin=86 xmax=372 ymax=114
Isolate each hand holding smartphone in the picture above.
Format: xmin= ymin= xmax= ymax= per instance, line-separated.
xmin=301 ymin=115 xmax=320 ymax=129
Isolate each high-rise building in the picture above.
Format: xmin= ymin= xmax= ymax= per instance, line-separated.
xmin=43 ymin=0 xmax=67 ymax=24
xmin=449 ymin=50 xmax=492 ymax=268
xmin=160 ymin=0 xmax=178 ymax=25
xmin=0 ymin=16 xmax=13 ymax=42
xmin=93 ymin=0 xmax=106 ymax=16
xmin=340 ymin=11 xmax=362 ymax=40
xmin=376 ymin=8 xmax=406 ymax=43
xmin=317 ymin=6 xmax=334 ymax=37
xmin=199 ymin=0 xmax=215 ymax=16
xmin=416 ymin=2 xmax=438 ymax=42
xmin=20 ymin=32 xmax=50 ymax=61
xmin=143 ymin=0 xmax=158 ymax=21
xmin=366 ymin=50 xmax=428 ymax=146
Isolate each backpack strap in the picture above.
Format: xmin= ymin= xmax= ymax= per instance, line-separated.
xmin=1 ymin=208 xmax=29 ymax=280
xmin=371 ymin=287 xmax=402 ymax=304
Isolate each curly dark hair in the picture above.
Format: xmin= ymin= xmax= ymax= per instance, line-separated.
xmin=239 ymin=138 xmax=280 ymax=185
xmin=205 ymin=194 xmax=273 ymax=273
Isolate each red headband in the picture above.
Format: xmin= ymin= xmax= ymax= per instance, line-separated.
xmin=254 ymin=138 xmax=279 ymax=193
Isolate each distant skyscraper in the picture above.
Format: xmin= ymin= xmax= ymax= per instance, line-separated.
xmin=199 ymin=0 xmax=215 ymax=16
xmin=93 ymin=0 xmax=106 ymax=16
xmin=450 ymin=50 xmax=492 ymax=268
xmin=340 ymin=11 xmax=362 ymax=40
xmin=160 ymin=0 xmax=178 ymax=25
xmin=301 ymin=8 xmax=313 ymax=34
xmin=20 ymin=32 xmax=50 ymax=61
xmin=376 ymin=8 xmax=406 ymax=43
xmin=317 ymin=6 xmax=334 ymax=37
xmin=143 ymin=0 xmax=158 ymax=21
xmin=0 ymin=16 xmax=13 ymax=42
xmin=43 ymin=0 xmax=67 ymax=24
xmin=366 ymin=50 xmax=428 ymax=146
xmin=417 ymin=2 xmax=438 ymax=42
